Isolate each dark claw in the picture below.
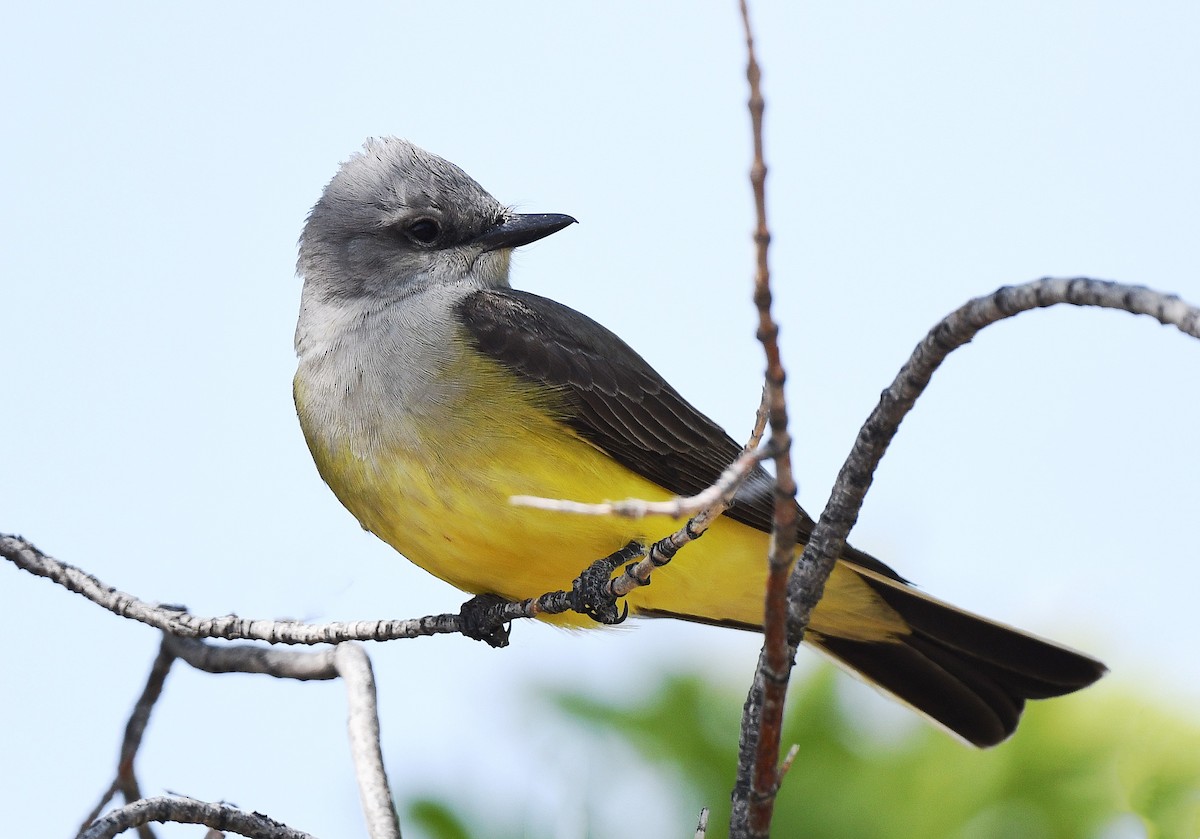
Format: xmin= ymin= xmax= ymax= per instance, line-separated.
xmin=569 ymin=541 xmax=642 ymax=625
xmin=578 ymin=598 xmax=623 ymax=625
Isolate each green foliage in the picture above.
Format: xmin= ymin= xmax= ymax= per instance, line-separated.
xmin=405 ymin=797 xmax=518 ymax=839
xmin=405 ymin=667 xmax=1200 ymax=838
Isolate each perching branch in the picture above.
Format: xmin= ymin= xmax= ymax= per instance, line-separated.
xmin=0 ymin=531 xmax=597 ymax=649
xmin=0 ymin=534 xmax=474 ymax=645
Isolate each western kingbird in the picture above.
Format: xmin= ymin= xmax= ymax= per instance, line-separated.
xmin=294 ymin=137 xmax=1104 ymax=747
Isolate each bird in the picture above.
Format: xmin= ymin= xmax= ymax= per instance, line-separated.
xmin=293 ymin=137 xmax=1105 ymax=747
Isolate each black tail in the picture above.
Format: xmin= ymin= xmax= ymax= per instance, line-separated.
xmin=811 ymin=566 xmax=1106 ymax=747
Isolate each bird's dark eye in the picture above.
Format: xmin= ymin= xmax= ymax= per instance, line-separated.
xmin=406 ymin=218 xmax=441 ymax=244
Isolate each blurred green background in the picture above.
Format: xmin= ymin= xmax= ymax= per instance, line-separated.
xmin=405 ymin=667 xmax=1200 ymax=839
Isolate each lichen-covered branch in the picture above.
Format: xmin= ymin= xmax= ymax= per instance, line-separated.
xmin=77 ymin=796 xmax=318 ymax=839
xmin=1 ymin=533 xmax=496 ymax=645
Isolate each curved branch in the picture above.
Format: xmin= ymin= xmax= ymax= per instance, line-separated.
xmin=162 ymin=634 xmax=338 ymax=679
xmin=77 ymin=796 xmax=318 ymax=839
xmin=787 ymin=278 xmax=1199 ymax=635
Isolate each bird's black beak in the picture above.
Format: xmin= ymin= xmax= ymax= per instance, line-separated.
xmin=475 ymin=213 xmax=577 ymax=252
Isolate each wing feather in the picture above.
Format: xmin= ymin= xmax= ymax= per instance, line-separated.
xmin=458 ymin=289 xmax=767 ymax=511
xmin=457 ymin=288 xmax=904 ymax=581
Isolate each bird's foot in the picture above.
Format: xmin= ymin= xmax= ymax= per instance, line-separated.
xmin=569 ymin=541 xmax=644 ymax=625
xmin=457 ymin=593 xmax=513 ymax=648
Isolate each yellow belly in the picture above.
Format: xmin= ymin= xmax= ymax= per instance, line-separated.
xmin=294 ymin=354 xmax=903 ymax=637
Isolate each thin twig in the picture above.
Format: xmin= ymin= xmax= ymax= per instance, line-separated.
xmin=511 ymin=386 xmax=773 ymax=521
xmin=728 ymin=2 xmax=799 ymax=837
xmin=777 ymin=743 xmax=800 ymax=781
xmin=115 ymin=642 xmax=172 ymax=837
xmin=78 ymin=639 xmax=175 ymax=839
xmin=510 ymin=440 xmax=772 ymax=520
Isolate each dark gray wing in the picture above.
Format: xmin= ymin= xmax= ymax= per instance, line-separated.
xmin=456 ymin=288 xmax=777 ymax=531
xmin=455 ymin=287 xmax=902 ymax=580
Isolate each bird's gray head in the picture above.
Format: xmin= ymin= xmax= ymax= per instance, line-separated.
xmin=298 ymin=138 xmax=574 ymax=304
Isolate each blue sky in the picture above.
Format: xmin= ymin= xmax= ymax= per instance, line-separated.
xmin=2 ymin=3 xmax=1198 ymax=837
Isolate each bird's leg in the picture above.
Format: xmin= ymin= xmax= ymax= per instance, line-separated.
xmin=597 ymin=520 xmax=706 ymax=602
xmin=568 ymin=540 xmax=645 ymax=625
xmin=456 ymin=541 xmax=645 ymax=644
